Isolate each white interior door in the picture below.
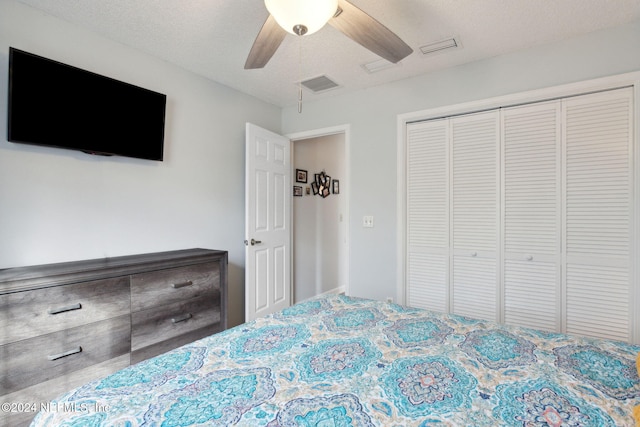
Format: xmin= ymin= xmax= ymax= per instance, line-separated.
xmin=450 ymin=111 xmax=500 ymax=321
xmin=562 ymin=88 xmax=633 ymax=342
xmin=501 ymin=101 xmax=561 ymax=332
xmin=245 ymin=123 xmax=291 ymax=321
xmin=406 ymin=119 xmax=450 ymax=312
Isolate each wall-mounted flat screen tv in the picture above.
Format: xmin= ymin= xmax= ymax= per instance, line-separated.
xmin=7 ymin=47 xmax=166 ymax=161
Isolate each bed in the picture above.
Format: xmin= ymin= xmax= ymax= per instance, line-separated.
xmin=31 ymin=294 xmax=640 ymax=426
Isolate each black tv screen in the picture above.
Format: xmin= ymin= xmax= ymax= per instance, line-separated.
xmin=7 ymin=48 xmax=166 ymax=161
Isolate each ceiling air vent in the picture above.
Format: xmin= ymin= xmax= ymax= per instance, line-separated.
xmin=361 ymin=58 xmax=401 ymax=74
xmin=300 ymin=75 xmax=340 ymax=93
xmin=419 ymin=37 xmax=461 ymax=56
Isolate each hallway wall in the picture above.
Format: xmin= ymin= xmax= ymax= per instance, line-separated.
xmin=293 ymin=134 xmax=346 ymax=302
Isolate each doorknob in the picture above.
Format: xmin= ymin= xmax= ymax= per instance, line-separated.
xmin=244 ymin=238 xmax=262 ymax=246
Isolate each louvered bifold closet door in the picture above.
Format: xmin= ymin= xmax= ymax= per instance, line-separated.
xmin=406 ymin=120 xmax=449 ymax=312
xmin=502 ymin=102 xmax=561 ymax=332
xmin=451 ymin=111 xmax=500 ymax=321
xmin=563 ymin=88 xmax=633 ymax=342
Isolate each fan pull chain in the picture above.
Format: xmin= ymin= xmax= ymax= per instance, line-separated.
xmin=298 ymin=36 xmax=303 ymax=114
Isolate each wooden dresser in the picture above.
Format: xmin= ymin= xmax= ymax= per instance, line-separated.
xmin=0 ymin=248 xmax=227 ymax=426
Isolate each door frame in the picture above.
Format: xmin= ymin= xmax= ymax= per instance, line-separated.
xmin=287 ymin=124 xmax=351 ymax=300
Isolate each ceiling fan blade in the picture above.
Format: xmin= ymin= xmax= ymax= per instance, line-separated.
xmin=245 ymin=14 xmax=287 ymax=69
xmin=328 ymin=0 xmax=413 ymax=63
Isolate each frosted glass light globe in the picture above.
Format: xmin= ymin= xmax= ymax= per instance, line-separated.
xmin=265 ymin=0 xmax=339 ymax=36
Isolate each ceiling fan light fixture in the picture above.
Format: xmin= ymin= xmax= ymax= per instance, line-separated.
xmin=265 ymin=0 xmax=338 ymax=36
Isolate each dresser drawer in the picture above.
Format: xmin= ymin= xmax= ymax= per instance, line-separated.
xmin=0 ymin=277 xmax=130 ymax=346
xmin=131 ymin=324 xmax=223 ymax=364
xmin=131 ymin=295 xmax=221 ymax=352
xmin=0 ymin=315 xmax=130 ymax=395
xmin=130 ymin=262 xmax=220 ymax=312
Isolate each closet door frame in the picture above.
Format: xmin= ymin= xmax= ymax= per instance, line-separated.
xmin=397 ymin=71 xmax=640 ymax=344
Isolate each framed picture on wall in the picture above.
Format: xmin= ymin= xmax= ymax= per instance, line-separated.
xmin=333 ymin=180 xmax=340 ymax=194
xmin=296 ymin=169 xmax=308 ymax=183
xmin=312 ymin=181 xmax=320 ymax=195
xmin=293 ymin=186 xmax=303 ymax=197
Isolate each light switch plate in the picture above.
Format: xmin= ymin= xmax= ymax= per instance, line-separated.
xmin=363 ymin=216 xmax=374 ymax=228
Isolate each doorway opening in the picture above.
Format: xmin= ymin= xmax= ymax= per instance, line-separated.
xmin=290 ymin=126 xmax=349 ymax=303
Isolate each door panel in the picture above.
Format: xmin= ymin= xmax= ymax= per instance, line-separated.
xmin=504 ymin=259 xmax=557 ymax=332
xmin=501 ymin=101 xmax=561 ymax=331
xmin=406 ymin=119 xmax=449 ymax=312
xmin=254 ymin=248 xmax=269 ymax=312
xmin=245 ymin=123 xmax=291 ymax=321
xmin=452 ymin=255 xmax=496 ymax=320
xmin=450 ymin=111 xmax=500 ymax=321
xmin=563 ymin=88 xmax=632 ymax=341
xmin=274 ymin=245 xmax=286 ymax=302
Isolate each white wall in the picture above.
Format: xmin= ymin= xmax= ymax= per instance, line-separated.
xmin=293 ymin=134 xmax=346 ymax=302
xmin=0 ymin=1 xmax=282 ymax=327
xmin=281 ymin=20 xmax=640 ymax=303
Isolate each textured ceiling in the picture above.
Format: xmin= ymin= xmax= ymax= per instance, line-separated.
xmin=15 ymin=0 xmax=640 ymax=107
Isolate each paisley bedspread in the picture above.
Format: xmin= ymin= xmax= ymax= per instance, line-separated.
xmin=31 ymin=295 xmax=640 ymax=426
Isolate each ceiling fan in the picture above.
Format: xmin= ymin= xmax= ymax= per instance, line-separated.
xmin=245 ymin=0 xmax=413 ymax=69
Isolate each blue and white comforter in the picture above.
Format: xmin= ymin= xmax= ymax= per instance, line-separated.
xmin=31 ymin=295 xmax=640 ymax=426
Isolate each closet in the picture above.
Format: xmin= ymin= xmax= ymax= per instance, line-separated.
xmin=406 ymin=87 xmax=634 ymax=342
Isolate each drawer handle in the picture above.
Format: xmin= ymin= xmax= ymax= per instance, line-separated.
xmin=172 ymin=313 xmax=192 ymax=324
xmin=171 ymin=281 xmax=193 ymax=289
xmin=48 ymin=303 xmax=82 ymax=315
xmin=48 ymin=346 xmax=82 ymax=361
